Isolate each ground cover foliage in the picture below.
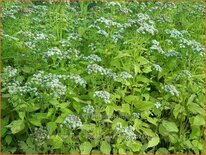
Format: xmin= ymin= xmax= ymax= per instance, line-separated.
xmin=1 ymin=1 xmax=205 ymax=154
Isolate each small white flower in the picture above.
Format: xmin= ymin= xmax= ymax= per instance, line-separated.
xmin=63 ymin=114 xmax=82 ymax=129
xmin=69 ymin=75 xmax=87 ymax=88
xmin=155 ymin=102 xmax=161 ymax=109
xmin=119 ymin=71 xmax=133 ymax=80
xmin=94 ymin=91 xmax=111 ymax=104
xmin=153 ymin=64 xmax=162 ymax=72
xmin=4 ymin=66 xmax=18 ymax=78
xmin=82 ymin=105 xmax=94 ymax=114
xmin=82 ymin=54 xmax=102 ymax=63
xmin=163 ymin=84 xmax=179 ymax=96
xmin=132 ymin=112 xmax=140 ymax=119
xmin=116 ymin=122 xmax=136 ymax=141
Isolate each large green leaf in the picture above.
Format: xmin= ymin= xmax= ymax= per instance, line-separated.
xmin=162 ymin=120 xmax=179 ymax=133
xmin=100 ymin=141 xmax=111 ymax=154
xmin=80 ymin=141 xmax=92 ymax=154
xmin=7 ymin=120 xmax=25 ymax=134
xmin=147 ymin=136 xmax=160 ymax=148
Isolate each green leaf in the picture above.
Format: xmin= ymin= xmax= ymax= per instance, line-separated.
xmin=106 ymin=105 xmax=114 ymax=117
xmin=28 ymin=117 xmax=41 ymax=126
xmin=126 ymin=141 xmax=142 ymax=152
xmin=147 ymin=136 xmax=160 ymax=148
xmin=121 ymin=104 xmax=130 ymax=114
xmin=18 ymin=112 xmax=25 ymax=120
xmin=50 ymin=135 xmax=63 ymax=149
xmin=80 ymin=141 xmax=92 ymax=154
xmin=22 ymin=66 xmax=34 ymax=73
xmin=19 ymin=140 xmax=36 ymax=154
xmin=5 ymin=135 xmax=12 ymax=144
xmin=78 ymin=27 xmax=86 ymax=36
xmin=156 ymin=148 xmax=169 ymax=154
xmin=7 ymin=120 xmax=25 ymax=134
xmin=100 ymin=141 xmax=111 ymax=154
xmin=162 ymin=120 xmax=179 ymax=133
xmin=173 ymin=104 xmax=184 ymax=119
xmin=47 ymin=122 xmax=57 ymax=135
xmin=143 ymin=65 xmax=152 ymax=73
xmin=188 ymin=103 xmax=204 ymax=116
xmin=125 ymin=95 xmax=140 ymax=103
xmin=118 ymin=148 xmax=126 ymax=154
xmin=72 ymin=102 xmax=82 ymax=114
xmin=191 ymin=115 xmax=205 ymax=126
xmin=137 ymin=56 xmax=149 ymax=65
xmin=47 ymin=108 xmax=55 ymax=118
xmin=134 ymin=101 xmax=154 ymax=111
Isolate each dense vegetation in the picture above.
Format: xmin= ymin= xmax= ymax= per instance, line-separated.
xmin=1 ymin=1 xmax=205 ymax=154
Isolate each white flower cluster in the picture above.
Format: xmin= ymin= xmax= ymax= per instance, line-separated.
xmin=88 ymin=43 xmax=96 ymax=51
xmin=67 ymin=33 xmax=82 ymax=41
xmin=155 ymin=15 xmax=171 ymax=23
xmin=87 ymin=64 xmax=105 ymax=75
xmin=163 ymin=84 xmax=179 ymax=96
xmin=86 ymin=64 xmax=118 ymax=80
xmin=116 ymin=123 xmax=137 ymax=141
xmin=112 ymin=34 xmax=123 ymax=44
xmin=120 ymin=7 xmax=133 ymax=14
xmin=136 ymin=13 xmax=158 ymax=35
xmin=153 ymin=64 xmax=162 ymax=72
xmin=30 ymin=71 xmax=67 ymax=97
xmin=88 ymin=24 xmax=101 ymax=30
xmin=59 ymin=40 xmax=71 ymax=47
xmin=95 ymin=17 xmax=122 ymax=28
xmin=45 ymin=79 xmax=66 ymax=97
xmin=150 ymin=40 xmax=164 ymax=54
xmin=106 ymin=2 xmax=122 ymax=8
xmin=155 ymin=102 xmax=161 ymax=109
xmin=3 ymin=33 xmax=19 ymax=41
xmin=66 ymin=48 xmax=80 ymax=57
xmin=179 ymin=38 xmax=204 ymax=55
xmin=7 ymin=82 xmax=38 ymax=96
xmin=32 ymin=127 xmax=49 ymax=146
xmin=165 ymin=50 xmax=180 ymax=57
xmin=82 ymin=105 xmax=94 ymax=114
xmin=63 ymin=114 xmax=82 ymax=129
xmin=17 ymin=30 xmax=34 ymax=38
xmin=97 ymin=30 xmax=109 ymax=37
xmin=165 ymin=39 xmax=173 ymax=45
xmin=177 ymin=70 xmax=192 ymax=79
xmin=2 ymin=4 xmax=21 ymax=19
xmin=35 ymin=32 xmax=49 ymax=41
xmin=132 ymin=112 xmax=140 ymax=119
xmin=93 ymin=91 xmax=111 ymax=104
xmin=153 ymin=2 xmax=177 ymax=11
xmin=43 ymin=47 xmax=70 ymax=60
xmin=4 ymin=66 xmax=18 ymax=78
xmin=165 ymin=29 xmax=184 ymax=39
xmin=82 ymin=54 xmax=102 ymax=63
xmin=119 ymin=71 xmax=133 ymax=80
xmin=69 ymin=75 xmax=87 ymax=88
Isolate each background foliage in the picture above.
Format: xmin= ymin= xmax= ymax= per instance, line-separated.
xmin=1 ymin=1 xmax=205 ymax=154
